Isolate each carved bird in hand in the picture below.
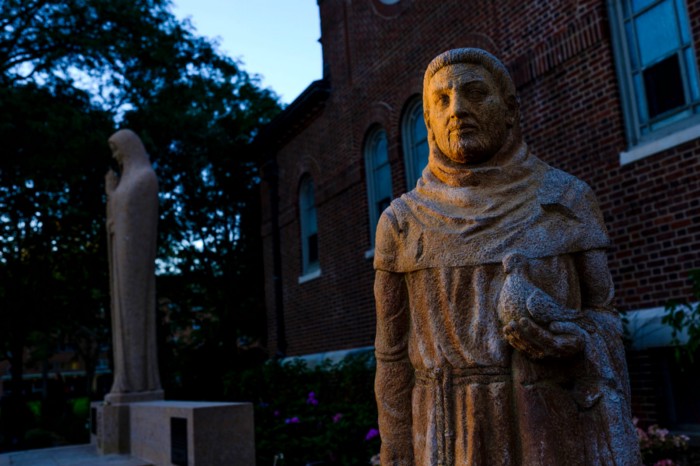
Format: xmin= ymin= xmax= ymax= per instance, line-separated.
xmin=498 ymin=253 xmax=581 ymax=326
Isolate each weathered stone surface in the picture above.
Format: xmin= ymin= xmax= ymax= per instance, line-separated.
xmin=91 ymin=401 xmax=130 ymax=454
xmin=373 ymin=49 xmax=642 ymax=465
xmin=94 ymin=129 xmax=163 ymax=455
xmin=104 ymin=129 xmax=162 ymax=401
xmin=129 ymin=401 xmax=255 ymax=466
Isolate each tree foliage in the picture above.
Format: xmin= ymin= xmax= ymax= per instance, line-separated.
xmin=0 ymin=0 xmax=281 ymax=427
xmin=0 ymin=81 xmax=114 ymax=395
xmin=662 ymin=270 xmax=700 ymax=366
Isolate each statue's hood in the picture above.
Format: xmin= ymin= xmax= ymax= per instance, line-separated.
xmin=374 ymin=142 xmax=610 ymax=272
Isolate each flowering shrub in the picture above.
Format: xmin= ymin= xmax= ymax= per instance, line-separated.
xmin=223 ymin=352 xmax=380 ymax=465
xmin=634 ymin=418 xmax=690 ymax=466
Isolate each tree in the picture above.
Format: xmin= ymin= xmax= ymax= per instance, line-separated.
xmin=0 ymin=81 xmax=114 ymax=393
xmin=0 ymin=0 xmax=280 ymax=447
xmin=0 ymin=80 xmax=114 ymax=449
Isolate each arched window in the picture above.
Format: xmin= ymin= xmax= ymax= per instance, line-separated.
xmin=402 ymin=98 xmax=429 ymax=189
xmin=299 ymin=175 xmax=319 ymax=276
xmin=364 ymin=127 xmax=393 ymax=248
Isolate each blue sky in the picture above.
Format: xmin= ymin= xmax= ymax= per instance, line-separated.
xmin=172 ymin=0 xmax=323 ymax=104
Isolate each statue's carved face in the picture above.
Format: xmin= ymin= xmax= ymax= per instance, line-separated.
xmin=109 ymin=140 xmax=123 ymax=165
xmin=427 ymin=63 xmax=514 ymax=164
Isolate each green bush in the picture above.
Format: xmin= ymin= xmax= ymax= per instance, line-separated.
xmin=0 ymin=395 xmax=90 ymax=452
xmin=662 ymin=270 xmax=700 ymax=365
xmin=27 ymin=401 xmax=41 ymax=419
xmin=224 ymin=352 xmax=380 ymax=466
xmin=69 ymin=397 xmax=90 ymax=418
xmin=23 ymin=428 xmax=59 ymax=450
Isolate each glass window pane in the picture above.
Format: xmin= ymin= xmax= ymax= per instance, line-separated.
xmin=403 ymin=104 xmax=429 ymax=186
xmin=413 ymin=113 xmax=427 ymax=142
xmin=636 ymin=1 xmax=680 ymax=66
xmin=299 ymin=176 xmax=318 ymax=272
xmin=625 ymin=21 xmax=639 ymax=69
xmin=675 ymin=0 xmax=690 ymax=44
xmin=375 ymin=163 xmax=392 ymax=203
xmin=412 ymin=114 xmax=428 ymax=182
xmin=373 ymin=131 xmax=388 ymax=165
xmin=307 ymin=202 xmax=317 ymax=235
xmin=415 ymin=140 xmax=429 ymax=178
xmin=301 ymin=179 xmax=314 ymax=210
xmin=634 ymin=73 xmax=650 ymax=124
xmin=622 ymin=0 xmax=631 ymax=17
xmin=684 ymin=47 xmax=700 ymax=101
xmin=308 ymin=233 xmax=318 ymax=263
xmin=376 ymin=198 xmax=391 ymax=216
xmin=365 ymin=127 xmax=393 ymax=246
xmin=650 ymin=108 xmax=691 ymax=130
xmin=643 ymin=53 xmax=685 ymax=118
xmin=632 ymin=0 xmax=657 ymax=13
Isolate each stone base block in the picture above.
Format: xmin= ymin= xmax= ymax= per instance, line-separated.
xmin=91 ymin=390 xmax=163 ymax=455
xmin=90 ymin=402 xmax=130 ymax=454
xmin=129 ymin=401 xmax=255 ymax=466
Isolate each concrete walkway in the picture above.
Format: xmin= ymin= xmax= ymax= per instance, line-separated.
xmin=0 ymin=444 xmax=151 ymax=466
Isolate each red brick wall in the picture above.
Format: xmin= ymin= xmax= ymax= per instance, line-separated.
xmin=261 ymin=0 xmax=700 ymax=358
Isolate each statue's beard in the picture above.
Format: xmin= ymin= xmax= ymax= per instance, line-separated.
xmin=443 ymin=126 xmax=508 ymax=165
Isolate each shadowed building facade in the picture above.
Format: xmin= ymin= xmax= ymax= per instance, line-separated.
xmin=259 ymin=0 xmax=700 ymax=430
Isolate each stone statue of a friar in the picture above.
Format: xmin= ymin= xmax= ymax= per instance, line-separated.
xmin=374 ymin=49 xmax=641 ymax=465
xmin=105 ymin=129 xmax=162 ymax=403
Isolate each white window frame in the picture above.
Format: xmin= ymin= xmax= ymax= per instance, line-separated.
xmin=364 ymin=127 xmax=393 ymax=251
xmin=608 ymin=0 xmax=700 ymax=163
xmin=298 ymin=175 xmax=320 ymax=280
xmin=401 ymin=97 xmax=429 ymax=190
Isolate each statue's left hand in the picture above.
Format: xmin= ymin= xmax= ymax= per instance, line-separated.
xmin=105 ymin=169 xmax=119 ymax=194
xmin=503 ymin=317 xmax=585 ymax=359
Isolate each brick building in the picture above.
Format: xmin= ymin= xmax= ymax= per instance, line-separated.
xmin=260 ymin=0 xmax=700 ymax=428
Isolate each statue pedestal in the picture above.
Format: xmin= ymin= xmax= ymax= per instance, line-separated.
xmin=90 ymin=398 xmax=255 ymax=465
xmin=91 ymin=390 xmax=164 ymax=454
xmin=130 ymin=401 xmax=254 ymax=466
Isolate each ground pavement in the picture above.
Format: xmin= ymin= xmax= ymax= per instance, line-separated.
xmin=0 ymin=444 xmax=151 ymax=466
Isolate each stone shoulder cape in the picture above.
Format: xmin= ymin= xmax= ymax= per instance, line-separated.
xmin=374 ymin=145 xmax=609 ymax=272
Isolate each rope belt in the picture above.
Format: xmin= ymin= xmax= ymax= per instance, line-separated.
xmin=415 ymin=366 xmax=511 ymax=466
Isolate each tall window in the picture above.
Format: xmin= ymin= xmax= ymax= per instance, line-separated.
xmin=402 ymin=98 xmax=429 ymax=188
xmin=364 ymin=127 xmax=393 ymax=248
xmin=299 ymin=175 xmax=319 ymax=275
xmin=610 ymin=0 xmax=700 ymax=146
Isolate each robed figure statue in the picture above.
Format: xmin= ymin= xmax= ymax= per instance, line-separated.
xmin=373 ymin=49 xmax=641 ymax=466
xmin=105 ymin=129 xmax=162 ymax=402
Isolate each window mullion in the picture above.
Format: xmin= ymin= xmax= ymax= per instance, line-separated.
xmin=677 ymin=48 xmax=692 ymax=108
xmin=619 ymin=1 xmax=643 ymax=143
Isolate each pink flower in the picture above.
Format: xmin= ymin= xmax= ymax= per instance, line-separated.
xmin=636 ymin=427 xmax=648 ymax=441
xmin=653 ymin=460 xmax=675 ymax=466
xmin=332 ymin=413 xmax=343 ymax=423
xmin=307 ymin=391 xmax=319 ymax=406
xmin=365 ymin=428 xmax=380 ymax=441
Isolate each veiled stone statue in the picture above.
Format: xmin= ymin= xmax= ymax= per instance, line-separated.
xmin=373 ymin=49 xmax=641 ymax=465
xmin=105 ymin=129 xmax=162 ymax=402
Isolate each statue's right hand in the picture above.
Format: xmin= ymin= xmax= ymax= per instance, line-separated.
xmin=105 ymin=169 xmax=118 ymax=194
xmin=503 ymin=317 xmax=584 ymax=359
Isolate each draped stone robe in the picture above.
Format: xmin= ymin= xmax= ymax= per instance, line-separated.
xmin=373 ymin=143 xmax=641 ymax=465
xmin=105 ymin=130 xmax=162 ymax=400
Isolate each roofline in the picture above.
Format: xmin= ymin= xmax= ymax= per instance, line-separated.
xmin=257 ymin=79 xmax=330 ymax=150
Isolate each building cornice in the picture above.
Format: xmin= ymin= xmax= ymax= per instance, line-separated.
xmin=257 ymin=79 xmax=330 ymax=151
